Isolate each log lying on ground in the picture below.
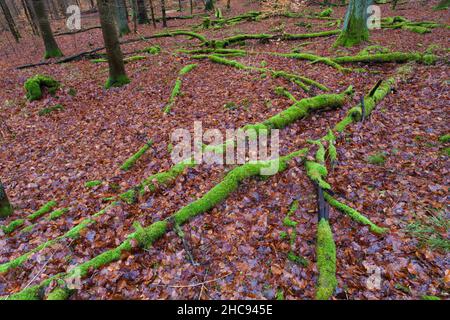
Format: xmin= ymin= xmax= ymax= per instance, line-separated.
xmin=1 ymin=200 xmax=57 ymax=235
xmin=315 ymin=218 xmax=337 ymax=300
xmin=381 ymin=16 xmax=447 ymax=34
xmin=208 ymin=30 xmax=341 ymax=48
xmin=197 ymin=11 xmax=262 ymax=29
xmin=334 ymin=77 xmax=395 ymax=132
xmin=6 ymin=149 xmax=309 ymax=300
xmin=332 ymin=52 xmax=437 ymax=65
xmin=120 ymin=140 xmax=153 ymax=171
xmin=164 ymin=64 xmax=198 ymax=114
xmin=0 ymin=203 xmax=118 ymax=274
xmin=192 ymin=54 xmax=329 ymax=92
xmin=204 ymin=86 xmax=353 ymax=154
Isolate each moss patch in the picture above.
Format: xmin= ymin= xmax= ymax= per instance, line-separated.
xmin=120 ymin=140 xmax=153 ymax=171
xmin=315 ymin=218 xmax=337 ymax=300
xmin=38 ymin=104 xmax=64 ymax=116
xmin=27 ymin=200 xmax=57 ymax=221
xmin=24 ymin=75 xmax=60 ymax=101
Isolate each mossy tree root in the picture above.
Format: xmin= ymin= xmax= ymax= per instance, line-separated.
xmin=6 ymin=150 xmax=308 ymax=300
xmin=164 ymin=64 xmax=198 ymax=114
xmin=120 ymin=140 xmax=153 ymax=171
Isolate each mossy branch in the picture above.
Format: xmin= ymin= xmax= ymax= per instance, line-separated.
xmin=316 ymin=218 xmax=337 ymax=300
xmin=120 ymin=140 xmax=153 ymax=171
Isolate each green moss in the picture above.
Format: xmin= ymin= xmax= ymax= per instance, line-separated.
xmin=85 ymin=180 xmax=103 ymax=188
xmin=277 ymin=52 xmax=350 ymax=73
xmin=133 ymin=220 xmax=168 ymax=249
xmin=213 ymin=34 xmax=273 ymax=48
xmin=287 ymin=251 xmax=308 ymax=267
xmin=173 ymin=149 xmax=308 ymax=226
xmin=124 ymin=55 xmax=146 ymax=63
xmin=27 ymin=200 xmax=57 ymax=221
xmin=283 ymin=216 xmax=298 ymax=228
xmin=24 ymin=75 xmax=60 ymax=101
xmin=279 ymin=231 xmax=288 ymax=239
xmin=164 ymin=64 xmax=197 ymax=114
xmin=323 ymin=129 xmax=337 ymax=163
xmin=318 ymin=8 xmax=333 ymax=17
xmin=275 ymin=289 xmax=284 ymax=300
xmin=421 ymin=295 xmax=441 ymax=300
xmin=120 ymin=140 xmax=153 ymax=171
xmin=90 ymin=58 xmax=108 ymax=63
xmin=21 ymin=223 xmax=36 ymax=233
xmin=152 ymin=30 xmax=208 ymax=44
xmin=46 ymin=287 xmax=71 ymax=300
xmin=140 ymin=45 xmax=161 ymax=55
xmin=324 ymin=192 xmax=388 ymax=234
xmin=38 ymin=104 xmax=64 ymax=116
xmin=68 ymin=88 xmax=77 ymax=96
xmin=359 ymin=45 xmax=390 ymax=56
xmin=305 ymin=161 xmax=331 ymax=190
xmin=1 ymin=219 xmax=25 ymax=234
xmin=105 ymin=74 xmax=130 ymax=89
xmin=282 ymin=30 xmax=341 ymax=40
xmin=315 ymin=219 xmax=337 ymax=300
xmin=333 ymin=52 xmax=437 ymax=65
xmin=402 ymin=25 xmax=431 ymax=34
xmin=439 ymin=134 xmax=450 ymax=143
xmin=367 ymin=152 xmax=387 ymax=165
xmin=48 ymin=208 xmax=69 ymax=220
xmin=44 ymin=48 xmax=63 ymax=59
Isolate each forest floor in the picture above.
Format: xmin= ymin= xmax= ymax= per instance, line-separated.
xmin=0 ymin=1 xmax=448 ymax=300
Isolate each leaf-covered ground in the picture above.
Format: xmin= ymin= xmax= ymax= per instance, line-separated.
xmin=0 ymin=1 xmax=448 ymax=300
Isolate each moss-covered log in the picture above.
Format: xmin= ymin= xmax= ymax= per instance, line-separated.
xmin=315 ymin=218 xmax=337 ymax=300
xmin=332 ymin=52 xmax=437 ymax=65
xmin=27 ymin=200 xmax=57 ymax=221
xmin=193 ymin=54 xmax=329 ymax=92
xmin=0 ymin=203 xmax=119 ymax=274
xmin=164 ymin=64 xmax=198 ymax=114
xmin=120 ymin=140 xmax=153 ymax=171
xmin=334 ymin=77 xmax=395 ymax=132
xmin=324 ymin=193 xmax=387 ymax=234
xmin=6 ymin=149 xmax=308 ymax=300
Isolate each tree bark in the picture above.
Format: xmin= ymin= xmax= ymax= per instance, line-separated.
xmin=334 ymin=0 xmax=372 ymax=47
xmin=0 ymin=179 xmax=13 ymax=219
xmin=97 ymin=0 xmax=129 ymax=88
xmin=136 ymin=0 xmax=148 ymax=23
xmin=114 ymin=0 xmax=130 ymax=35
xmin=0 ymin=0 xmax=21 ymax=42
xmin=148 ymin=0 xmax=156 ymax=27
xmin=32 ymin=0 xmax=63 ymax=58
xmin=160 ymin=0 xmax=167 ymax=27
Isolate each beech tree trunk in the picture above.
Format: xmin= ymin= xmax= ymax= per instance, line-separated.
xmin=148 ymin=0 xmax=156 ymax=27
xmin=136 ymin=0 xmax=148 ymax=23
xmin=0 ymin=179 xmax=13 ymax=219
xmin=97 ymin=0 xmax=129 ymax=88
xmin=334 ymin=0 xmax=372 ymax=47
xmin=32 ymin=0 xmax=63 ymax=58
xmin=160 ymin=0 xmax=167 ymax=27
xmin=114 ymin=0 xmax=130 ymax=35
xmin=0 ymin=0 xmax=21 ymax=42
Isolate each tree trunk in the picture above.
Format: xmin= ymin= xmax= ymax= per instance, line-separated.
xmin=32 ymin=0 xmax=63 ymax=58
xmin=148 ymin=0 xmax=156 ymax=27
xmin=227 ymin=0 xmax=230 ymax=10
xmin=160 ymin=0 xmax=166 ymax=27
xmin=114 ymin=0 xmax=130 ymax=35
xmin=189 ymin=0 xmax=193 ymax=14
xmin=136 ymin=0 xmax=148 ymax=23
xmin=0 ymin=0 xmax=21 ymax=42
xmin=178 ymin=0 xmax=182 ymax=11
xmin=205 ymin=0 xmax=214 ymax=11
xmin=97 ymin=0 xmax=129 ymax=88
xmin=22 ymin=0 xmax=39 ymax=35
xmin=0 ymin=179 xmax=13 ymax=219
xmin=334 ymin=0 xmax=372 ymax=47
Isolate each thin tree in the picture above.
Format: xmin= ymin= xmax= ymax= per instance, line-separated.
xmin=136 ymin=0 xmax=149 ymax=23
xmin=205 ymin=0 xmax=214 ymax=11
xmin=189 ymin=0 xmax=193 ymax=15
xmin=32 ymin=0 xmax=63 ymax=58
xmin=334 ymin=0 xmax=372 ymax=47
xmin=0 ymin=179 xmax=13 ymax=219
xmin=160 ymin=0 xmax=167 ymax=27
xmin=97 ymin=0 xmax=130 ymax=88
xmin=0 ymin=0 xmax=21 ymax=42
xmin=148 ymin=0 xmax=156 ymax=28
xmin=114 ymin=0 xmax=130 ymax=35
